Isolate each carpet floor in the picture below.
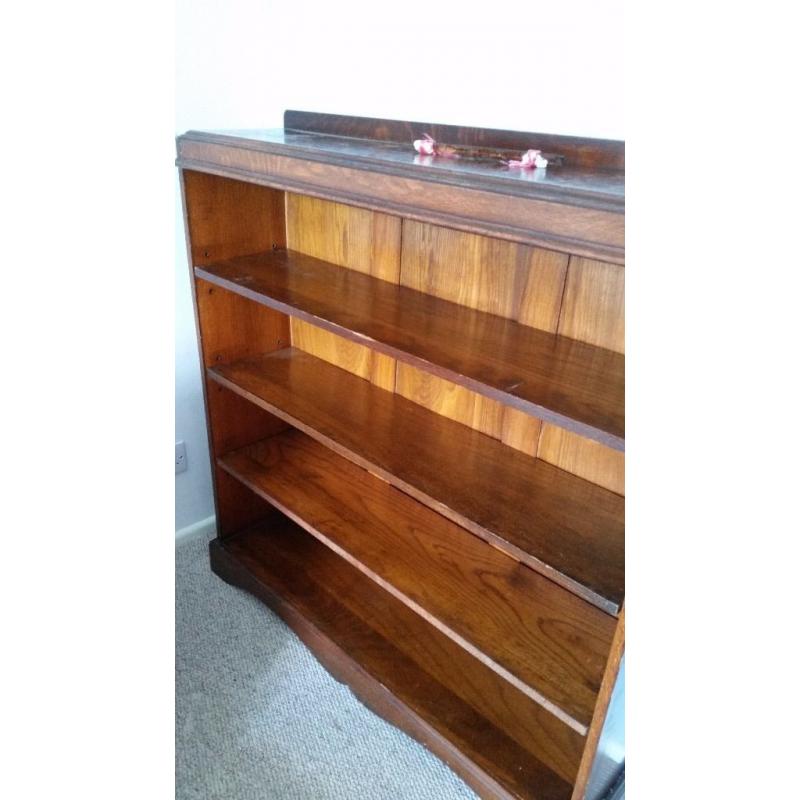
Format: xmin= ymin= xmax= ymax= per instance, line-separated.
xmin=176 ymin=530 xmax=478 ymax=800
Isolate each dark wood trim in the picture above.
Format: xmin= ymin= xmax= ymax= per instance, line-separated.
xmin=176 ymin=136 xmax=624 ymax=264
xmin=177 ymin=131 xmax=623 ymax=214
xmin=570 ymin=607 xmax=625 ymax=800
xmin=284 ymin=109 xmax=625 ymax=171
xmin=178 ymin=170 xmax=224 ymax=531
xmin=180 ymin=171 xmax=290 ymax=537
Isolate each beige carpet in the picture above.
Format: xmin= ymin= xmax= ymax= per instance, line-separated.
xmin=176 ymin=529 xmax=477 ymax=800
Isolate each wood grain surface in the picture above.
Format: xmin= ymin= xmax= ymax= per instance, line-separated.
xmin=400 ymin=221 xmax=568 ymax=332
xmin=286 ymin=193 xmax=401 ymax=282
xmin=284 ymin=109 xmax=626 ymax=171
xmin=570 ymin=607 xmax=625 ymax=800
xmin=558 ymin=258 xmax=625 ymax=354
xmin=538 ymin=424 xmax=625 ymax=497
xmin=180 ymin=170 xmax=291 ymax=538
xmin=182 ymin=169 xmax=286 ymax=265
xmin=195 ymin=249 xmax=625 ymax=449
xmin=180 ymin=114 xmax=626 ymax=794
xmin=217 ymin=429 xmax=616 ymax=732
xmin=176 ymin=136 xmax=625 ymax=263
xmin=213 ymin=521 xmax=581 ymax=799
xmin=285 ymin=194 xmax=401 ymax=390
xmin=209 ymin=349 xmax=624 ymax=613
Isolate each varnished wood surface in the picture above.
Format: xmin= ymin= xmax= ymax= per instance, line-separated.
xmin=195 ymin=249 xmax=625 ymax=450
xmin=558 ymin=258 xmax=625 ymax=354
xmin=179 ymin=128 xmax=624 ymax=212
xmin=194 ymin=279 xmax=289 ymax=369
xmin=180 ymin=111 xmax=626 ymax=790
xmin=284 ymin=109 xmax=626 ymax=171
xmin=400 ymin=220 xmax=569 ymax=332
xmin=176 ymin=137 xmax=624 ymax=264
xmin=182 ymin=170 xmax=286 ymax=265
xmin=212 ymin=520 xmax=583 ymax=799
xmin=285 ymin=193 xmax=400 ymax=390
xmin=570 ymin=607 xmax=625 ymax=800
xmin=209 ymin=348 xmax=624 ymax=613
xmin=180 ymin=171 xmax=290 ymax=537
xmin=285 ymin=193 xmax=402 ymax=282
xmin=290 ymin=317 xmax=396 ymax=391
xmin=192 ymin=278 xmax=289 ymax=535
xmin=217 ymin=429 xmax=616 ymax=732
xmin=537 ymin=424 xmax=625 ymax=497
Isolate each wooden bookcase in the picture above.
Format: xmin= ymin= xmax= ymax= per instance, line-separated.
xmin=177 ymin=111 xmax=625 ymax=800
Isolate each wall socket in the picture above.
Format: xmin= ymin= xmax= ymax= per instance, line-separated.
xmin=175 ymin=441 xmax=188 ymax=474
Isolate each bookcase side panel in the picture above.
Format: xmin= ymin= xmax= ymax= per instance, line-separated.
xmin=181 ymin=170 xmax=291 ymax=536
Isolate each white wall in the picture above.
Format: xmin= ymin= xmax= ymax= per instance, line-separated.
xmin=174 ymin=0 xmax=624 ymax=532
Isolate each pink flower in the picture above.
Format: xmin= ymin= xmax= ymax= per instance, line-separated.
xmin=507 ymin=149 xmax=548 ymax=169
xmin=413 ymin=134 xmax=437 ymax=156
xmin=412 ymin=134 xmax=459 ymax=159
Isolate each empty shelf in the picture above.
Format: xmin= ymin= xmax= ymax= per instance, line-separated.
xmin=217 ymin=429 xmax=616 ymax=732
xmin=196 ymin=248 xmax=624 ymax=449
xmin=210 ymin=348 xmax=624 ymax=614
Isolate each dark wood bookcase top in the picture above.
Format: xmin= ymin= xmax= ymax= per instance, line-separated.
xmin=176 ymin=112 xmax=625 ymax=263
xmin=179 ymin=110 xmax=625 ymax=800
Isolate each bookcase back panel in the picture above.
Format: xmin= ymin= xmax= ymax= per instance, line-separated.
xmin=396 ymin=361 xmax=624 ymax=495
xmin=538 ymin=424 xmax=625 ymax=497
xmin=289 ymin=318 xmax=397 ymax=392
xmin=285 ymin=194 xmax=624 ymax=496
xmin=558 ymin=257 xmax=625 ymax=354
xmin=286 ymin=193 xmax=401 ymax=392
xmin=400 ymin=220 xmax=569 ymax=332
xmin=395 ymin=361 xmax=508 ymax=442
xmin=285 ymin=193 xmax=401 ymax=282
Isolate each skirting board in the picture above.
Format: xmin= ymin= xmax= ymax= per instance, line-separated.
xmin=176 ymin=514 xmax=217 ymax=544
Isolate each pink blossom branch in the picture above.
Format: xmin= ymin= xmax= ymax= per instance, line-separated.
xmin=412 ymin=134 xmax=459 ymax=158
xmin=412 ymin=137 xmax=551 ymax=169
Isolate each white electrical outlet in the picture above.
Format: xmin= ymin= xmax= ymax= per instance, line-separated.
xmin=175 ymin=441 xmax=188 ymax=474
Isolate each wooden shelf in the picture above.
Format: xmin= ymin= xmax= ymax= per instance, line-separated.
xmin=212 ymin=518 xmax=582 ymax=800
xmin=217 ymin=429 xmax=616 ymax=733
xmin=209 ymin=348 xmax=624 ymax=614
xmin=195 ymin=248 xmax=625 ymax=450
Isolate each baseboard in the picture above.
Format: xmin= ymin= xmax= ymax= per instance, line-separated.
xmin=176 ymin=515 xmax=217 ymax=544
